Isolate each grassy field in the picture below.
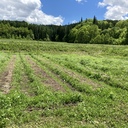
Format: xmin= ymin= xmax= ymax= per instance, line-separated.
xmin=0 ymin=39 xmax=128 ymax=128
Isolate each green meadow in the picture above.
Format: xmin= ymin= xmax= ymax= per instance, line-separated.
xmin=0 ymin=40 xmax=128 ymax=128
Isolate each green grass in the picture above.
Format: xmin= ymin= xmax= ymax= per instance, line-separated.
xmin=0 ymin=39 xmax=128 ymax=128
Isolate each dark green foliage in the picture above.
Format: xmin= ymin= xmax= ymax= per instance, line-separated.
xmin=0 ymin=21 xmax=33 ymax=40
xmin=123 ymin=27 xmax=128 ymax=45
xmin=93 ymin=16 xmax=98 ymax=25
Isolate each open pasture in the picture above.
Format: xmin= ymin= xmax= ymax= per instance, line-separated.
xmin=0 ymin=40 xmax=128 ymax=128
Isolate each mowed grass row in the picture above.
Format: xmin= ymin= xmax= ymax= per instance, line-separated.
xmin=0 ymin=39 xmax=128 ymax=56
xmin=42 ymin=53 xmax=128 ymax=91
xmin=0 ymin=52 xmax=11 ymax=74
xmin=0 ymin=53 xmax=83 ymax=128
xmin=0 ymin=40 xmax=128 ymax=127
xmin=29 ymin=53 xmax=128 ymax=127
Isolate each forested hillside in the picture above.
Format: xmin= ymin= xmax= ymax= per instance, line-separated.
xmin=0 ymin=18 xmax=128 ymax=45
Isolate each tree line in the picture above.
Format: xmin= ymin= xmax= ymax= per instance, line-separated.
xmin=0 ymin=17 xmax=128 ymax=45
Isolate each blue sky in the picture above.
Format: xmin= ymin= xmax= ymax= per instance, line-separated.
xmin=41 ymin=0 xmax=106 ymax=24
xmin=0 ymin=0 xmax=128 ymax=25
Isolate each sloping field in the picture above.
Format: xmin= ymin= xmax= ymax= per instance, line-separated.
xmin=0 ymin=40 xmax=128 ymax=128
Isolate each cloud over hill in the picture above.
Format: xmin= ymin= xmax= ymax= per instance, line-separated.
xmin=0 ymin=0 xmax=63 ymax=25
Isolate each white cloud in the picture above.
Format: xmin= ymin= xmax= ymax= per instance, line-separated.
xmin=98 ymin=0 xmax=128 ymax=20
xmin=71 ymin=20 xmax=78 ymax=24
xmin=0 ymin=0 xmax=63 ymax=25
xmin=76 ymin=0 xmax=82 ymax=3
xmin=76 ymin=0 xmax=87 ymax=4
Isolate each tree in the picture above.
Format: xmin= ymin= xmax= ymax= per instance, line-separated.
xmin=90 ymin=35 xmax=103 ymax=44
xmin=76 ymin=26 xmax=90 ymax=43
xmin=104 ymin=33 xmax=113 ymax=44
xmin=123 ymin=27 xmax=128 ymax=45
xmin=88 ymin=25 xmax=100 ymax=40
xmin=68 ymin=28 xmax=78 ymax=43
xmin=80 ymin=17 xmax=83 ymax=23
xmin=115 ymin=20 xmax=128 ymax=28
xmin=93 ymin=16 xmax=98 ymax=25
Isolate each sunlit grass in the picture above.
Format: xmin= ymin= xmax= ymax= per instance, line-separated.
xmin=0 ymin=40 xmax=128 ymax=128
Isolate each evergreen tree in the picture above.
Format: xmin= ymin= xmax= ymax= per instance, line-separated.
xmin=93 ymin=16 xmax=98 ymax=25
xmin=80 ymin=17 xmax=83 ymax=23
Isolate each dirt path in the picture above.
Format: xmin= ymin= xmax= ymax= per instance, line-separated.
xmin=0 ymin=55 xmax=16 ymax=94
xmin=26 ymin=56 xmax=66 ymax=92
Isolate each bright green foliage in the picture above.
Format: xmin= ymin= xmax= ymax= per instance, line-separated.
xmin=76 ymin=26 xmax=90 ymax=43
xmin=90 ymin=34 xmax=104 ymax=44
xmin=68 ymin=19 xmax=128 ymax=44
xmin=68 ymin=28 xmax=78 ymax=43
xmin=69 ymin=25 xmax=100 ymax=43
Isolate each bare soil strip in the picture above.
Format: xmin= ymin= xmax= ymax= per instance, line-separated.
xmin=0 ymin=55 xmax=16 ymax=94
xmin=26 ymin=56 xmax=66 ymax=92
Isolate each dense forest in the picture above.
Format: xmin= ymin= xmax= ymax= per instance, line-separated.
xmin=0 ymin=17 xmax=128 ymax=45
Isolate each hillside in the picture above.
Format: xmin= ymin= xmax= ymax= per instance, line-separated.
xmin=0 ymin=18 xmax=128 ymax=45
